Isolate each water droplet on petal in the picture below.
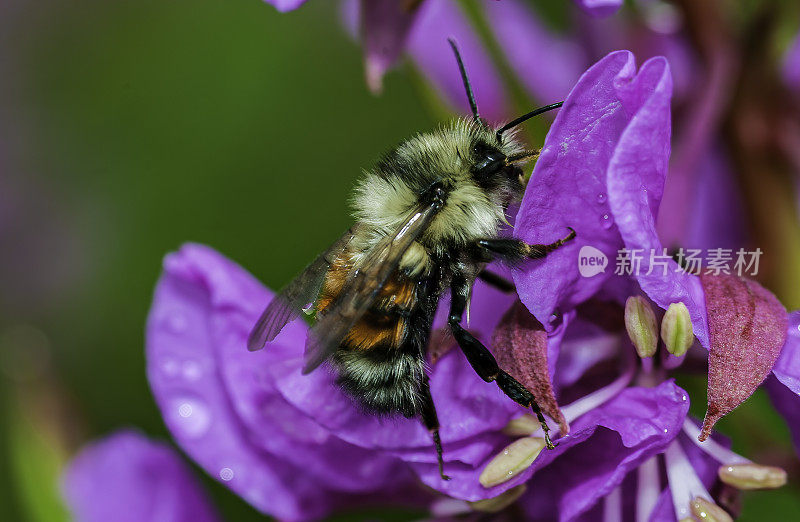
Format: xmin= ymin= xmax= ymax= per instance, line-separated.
xmin=596 ymin=193 xmax=607 ymax=204
xmin=163 ymin=311 xmax=187 ymax=334
xmin=600 ymin=214 xmax=613 ymax=230
xmin=219 ymin=467 xmax=234 ymax=481
xmin=182 ymin=360 xmax=202 ymax=381
xmin=160 ymin=357 xmax=179 ymax=377
xmin=169 ymin=397 xmax=211 ymax=439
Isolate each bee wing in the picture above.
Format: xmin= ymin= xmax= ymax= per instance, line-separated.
xmin=302 ymin=202 xmax=438 ymax=374
xmin=247 ymin=226 xmax=359 ymax=351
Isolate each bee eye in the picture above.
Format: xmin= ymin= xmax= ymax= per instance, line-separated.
xmin=471 ymin=143 xmax=506 ymax=178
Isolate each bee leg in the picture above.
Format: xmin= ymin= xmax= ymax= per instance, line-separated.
xmin=526 ymin=227 xmax=576 ymax=259
xmin=448 ymin=275 xmax=556 ymax=449
xmin=477 ymin=269 xmax=515 ymax=293
xmin=420 ymin=377 xmax=450 ymax=481
xmin=476 ymin=227 xmax=576 ymax=262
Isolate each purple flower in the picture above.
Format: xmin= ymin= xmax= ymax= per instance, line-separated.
xmin=62 ymin=430 xmax=221 ymax=522
xmin=137 ymin=46 xmax=796 ymax=520
xmin=143 ymin=237 xmax=701 ymax=511
xmin=513 ymin=50 xmax=709 ymax=350
xmin=146 ymin=244 xmax=426 ymax=520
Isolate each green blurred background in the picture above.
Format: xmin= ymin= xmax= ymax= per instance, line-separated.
xmin=0 ymin=0 xmax=797 ymax=520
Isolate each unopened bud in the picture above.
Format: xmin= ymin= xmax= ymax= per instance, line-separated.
xmin=502 ymin=414 xmax=539 ymax=437
xmin=718 ymin=463 xmax=787 ymax=490
xmin=690 ymin=497 xmax=733 ymax=522
xmin=468 ymin=484 xmax=527 ymax=513
xmin=661 ymin=302 xmax=694 ymax=356
xmin=479 ymin=437 xmax=546 ymax=488
xmin=625 ymin=296 xmax=658 ymax=358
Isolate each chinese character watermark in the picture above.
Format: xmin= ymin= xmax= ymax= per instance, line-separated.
xmin=579 ymin=247 xmax=765 ymax=278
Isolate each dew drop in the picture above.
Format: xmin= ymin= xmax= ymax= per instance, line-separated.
xmin=169 ymin=397 xmax=211 ymax=439
xmin=160 ymin=357 xmax=179 ymax=377
xmin=164 ymin=311 xmax=187 ymax=334
xmin=600 ymin=214 xmax=613 ymax=230
xmin=682 ymin=395 xmax=688 ymax=402
xmin=219 ymin=467 xmax=234 ymax=481
xmin=182 ymin=360 xmax=202 ymax=381
xmin=664 ymin=428 xmax=668 ymax=433
xmin=596 ymin=193 xmax=607 ymax=204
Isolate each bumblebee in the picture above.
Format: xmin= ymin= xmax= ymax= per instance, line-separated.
xmin=248 ymin=40 xmax=575 ymax=480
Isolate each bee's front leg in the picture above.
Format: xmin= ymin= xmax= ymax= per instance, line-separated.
xmin=447 ymin=274 xmax=556 ymax=449
xmin=477 ymin=269 xmax=515 ymax=293
xmin=476 ymin=227 xmax=576 ymax=262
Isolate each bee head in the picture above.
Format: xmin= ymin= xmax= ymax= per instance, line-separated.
xmin=468 ymin=132 xmax=526 ymax=193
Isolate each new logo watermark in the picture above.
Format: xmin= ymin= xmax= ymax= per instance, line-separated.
xmin=578 ymin=246 xmax=608 ymax=277
xmin=576 ymin=246 xmax=763 ymax=278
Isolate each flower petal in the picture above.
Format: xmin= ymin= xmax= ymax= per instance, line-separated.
xmin=483 ymin=0 xmax=587 ymax=102
xmin=62 ymin=430 xmax=221 ymax=522
xmin=491 ymin=300 xmax=569 ymax=433
xmin=407 ymin=0 xmax=510 ymax=123
xmin=514 ymin=50 xmax=636 ymax=325
xmin=361 ymin=0 xmax=422 ymax=94
xmin=573 ymin=0 xmax=623 ymax=19
xmin=410 ymin=381 xmax=689 ymax=503
xmin=772 ymin=311 xmax=800 ymax=394
xmin=765 ymin=375 xmax=800 ymax=458
xmin=604 ymin=55 xmax=710 ymax=349
xmin=514 ymin=51 xmax=699 ymax=342
xmin=698 ymin=274 xmax=789 ymax=440
xmin=262 ymin=0 xmax=307 ymax=13
xmin=146 ymin=244 xmax=409 ymax=519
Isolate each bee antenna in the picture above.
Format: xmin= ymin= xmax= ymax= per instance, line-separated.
xmin=496 ymin=101 xmax=564 ymax=141
xmin=447 ymin=38 xmax=479 ymax=121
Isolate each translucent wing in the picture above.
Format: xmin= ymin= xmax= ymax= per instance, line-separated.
xmin=247 ymin=226 xmax=358 ymax=351
xmin=302 ymin=202 xmax=439 ymax=374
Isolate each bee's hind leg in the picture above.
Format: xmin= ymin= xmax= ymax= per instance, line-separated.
xmin=420 ymin=377 xmax=450 ymax=481
xmin=447 ymin=275 xmax=556 ymax=449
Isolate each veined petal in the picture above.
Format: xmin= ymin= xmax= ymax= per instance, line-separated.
xmin=492 ymin=301 xmax=571 ymax=434
xmin=698 ymin=274 xmax=788 ymax=440
xmin=62 ymin=430 xmax=221 ymax=522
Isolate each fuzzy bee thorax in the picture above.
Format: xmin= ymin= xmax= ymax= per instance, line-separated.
xmin=351 ymin=119 xmax=526 ymax=260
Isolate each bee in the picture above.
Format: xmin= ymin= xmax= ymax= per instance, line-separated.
xmin=248 ymin=39 xmax=575 ymax=480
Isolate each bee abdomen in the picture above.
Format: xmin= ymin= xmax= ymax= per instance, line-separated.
xmin=333 ymin=349 xmax=426 ymax=417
